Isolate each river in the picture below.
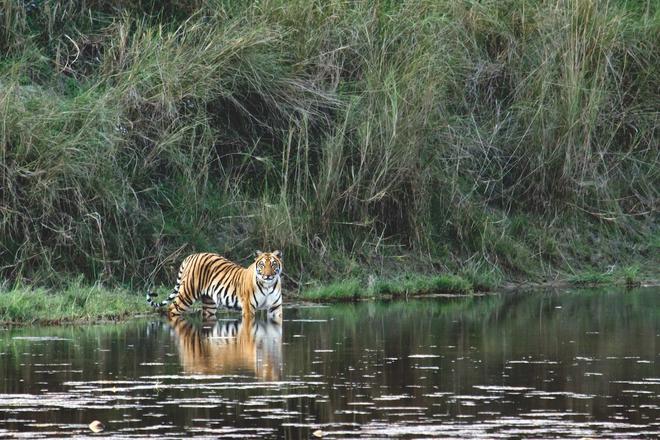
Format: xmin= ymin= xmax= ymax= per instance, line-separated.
xmin=1 ymin=287 xmax=658 ymax=438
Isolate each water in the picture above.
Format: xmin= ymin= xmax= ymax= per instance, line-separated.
xmin=0 ymin=288 xmax=658 ymax=438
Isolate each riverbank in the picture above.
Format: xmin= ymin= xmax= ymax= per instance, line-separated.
xmin=299 ymin=274 xmax=474 ymax=302
xmin=1 ymin=265 xmax=656 ymax=325
xmin=0 ymin=281 xmax=151 ymax=326
xmin=296 ymin=264 xmax=657 ymax=302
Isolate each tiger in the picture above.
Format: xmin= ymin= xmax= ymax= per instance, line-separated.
xmin=147 ymin=250 xmax=283 ymax=322
xmin=167 ymin=315 xmax=282 ymax=380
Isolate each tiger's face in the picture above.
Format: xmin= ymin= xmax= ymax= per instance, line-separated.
xmin=255 ymin=250 xmax=282 ymax=284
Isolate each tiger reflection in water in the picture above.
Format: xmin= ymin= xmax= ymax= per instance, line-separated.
xmin=167 ymin=315 xmax=282 ymax=380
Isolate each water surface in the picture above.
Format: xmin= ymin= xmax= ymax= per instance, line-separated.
xmin=1 ymin=288 xmax=658 ymax=438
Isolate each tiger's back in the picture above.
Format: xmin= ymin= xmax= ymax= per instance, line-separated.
xmin=171 ymin=253 xmax=246 ymax=318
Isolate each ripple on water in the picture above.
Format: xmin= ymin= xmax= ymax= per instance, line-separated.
xmin=11 ymin=337 xmax=72 ymax=341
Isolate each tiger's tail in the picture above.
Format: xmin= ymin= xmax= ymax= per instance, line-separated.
xmin=146 ymin=263 xmax=185 ymax=309
xmin=146 ymin=289 xmax=171 ymax=309
xmin=146 ymin=285 xmax=181 ymax=309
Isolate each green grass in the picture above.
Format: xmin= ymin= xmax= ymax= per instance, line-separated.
xmin=372 ymin=274 xmax=473 ymax=296
xmin=301 ymin=279 xmax=366 ymax=302
xmin=568 ymin=264 xmax=645 ymax=287
xmin=568 ymin=271 xmax=614 ymax=286
xmin=621 ymin=265 xmax=641 ymax=287
xmin=460 ymin=263 xmax=504 ymax=292
xmin=0 ymin=280 xmax=151 ymax=325
xmin=300 ymin=274 xmax=474 ymax=302
xmin=0 ymin=0 xmax=657 ymax=290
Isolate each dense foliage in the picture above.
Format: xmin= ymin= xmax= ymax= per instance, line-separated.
xmin=0 ymin=0 xmax=657 ymax=287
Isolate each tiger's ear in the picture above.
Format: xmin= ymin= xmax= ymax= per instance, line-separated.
xmin=256 ymin=250 xmax=263 ymax=257
xmin=273 ymin=250 xmax=282 ymax=258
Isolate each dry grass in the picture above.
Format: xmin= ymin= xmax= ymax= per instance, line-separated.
xmin=0 ymin=0 xmax=657 ymax=288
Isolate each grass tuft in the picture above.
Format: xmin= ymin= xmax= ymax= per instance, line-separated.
xmin=372 ymin=275 xmax=473 ymax=297
xmin=302 ymin=279 xmax=365 ymax=302
xmin=568 ymin=265 xmax=645 ymax=287
xmin=300 ymin=274 xmax=474 ymax=302
xmin=0 ymin=280 xmax=151 ymax=325
xmin=568 ymin=272 xmax=614 ymax=286
xmin=621 ymin=265 xmax=641 ymax=287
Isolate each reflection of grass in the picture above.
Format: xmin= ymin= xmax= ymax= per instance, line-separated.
xmin=301 ymin=287 xmax=659 ymax=336
xmin=0 ymin=279 xmax=150 ymax=325
xmin=300 ymin=274 xmax=473 ymax=302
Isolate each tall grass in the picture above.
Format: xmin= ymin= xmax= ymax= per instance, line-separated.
xmin=0 ymin=0 xmax=657 ymax=287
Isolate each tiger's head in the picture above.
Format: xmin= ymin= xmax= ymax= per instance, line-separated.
xmin=254 ymin=250 xmax=282 ymax=284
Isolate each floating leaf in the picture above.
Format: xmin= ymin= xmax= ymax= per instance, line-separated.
xmin=89 ymin=420 xmax=105 ymax=432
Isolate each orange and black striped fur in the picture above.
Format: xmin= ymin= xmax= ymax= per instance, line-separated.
xmin=167 ymin=315 xmax=282 ymax=380
xmin=147 ymin=251 xmax=283 ymax=321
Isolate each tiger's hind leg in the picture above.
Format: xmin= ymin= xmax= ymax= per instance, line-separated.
xmin=167 ymin=282 xmax=193 ymax=317
xmin=201 ymin=295 xmax=218 ymax=320
xmin=157 ymin=257 xmax=191 ymax=315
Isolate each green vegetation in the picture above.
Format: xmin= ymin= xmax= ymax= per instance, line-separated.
xmin=568 ymin=264 xmax=643 ymax=287
xmin=0 ymin=0 xmax=657 ymax=298
xmin=372 ymin=274 xmax=473 ymax=296
xmin=302 ymin=279 xmax=365 ymax=302
xmin=568 ymin=271 xmax=614 ymax=286
xmin=621 ymin=265 xmax=641 ymax=287
xmin=302 ymin=274 xmax=473 ymax=302
xmin=0 ymin=280 xmax=150 ymax=325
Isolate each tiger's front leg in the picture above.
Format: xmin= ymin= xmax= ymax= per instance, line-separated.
xmin=240 ymin=296 xmax=256 ymax=321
